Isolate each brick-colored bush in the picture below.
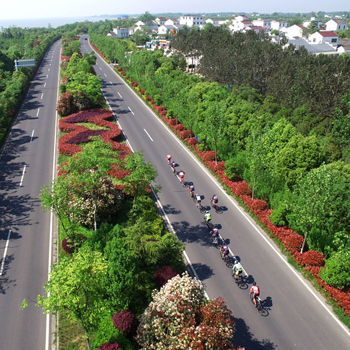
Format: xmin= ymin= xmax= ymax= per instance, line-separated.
xmin=112 ymin=310 xmax=138 ymax=335
xmin=154 ymin=266 xmax=179 ymax=288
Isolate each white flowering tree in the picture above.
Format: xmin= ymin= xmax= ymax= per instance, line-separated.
xmin=137 ymin=272 xmax=234 ymax=350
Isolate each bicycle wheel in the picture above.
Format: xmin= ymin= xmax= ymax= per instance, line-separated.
xmin=199 ymin=206 xmax=206 ymax=214
xmin=215 ymin=206 xmax=223 ymax=214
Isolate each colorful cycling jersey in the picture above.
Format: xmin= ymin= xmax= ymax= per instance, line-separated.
xmin=196 ymin=195 xmax=201 ymax=202
xmin=179 ymin=171 xmax=184 ymax=178
xmin=205 ymin=213 xmax=211 ymax=221
xmin=167 ymin=154 xmax=171 ymax=160
xmin=189 ymin=185 xmax=195 ymax=191
xmin=212 ymin=196 xmax=218 ymax=203
xmin=234 ymin=263 xmax=243 ymax=274
xmin=212 ymin=227 xmax=219 ymax=234
xmin=250 ymin=286 xmax=260 ymax=295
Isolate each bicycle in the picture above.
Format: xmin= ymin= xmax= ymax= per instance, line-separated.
xmin=251 ymin=295 xmax=263 ymax=314
xmin=211 ymin=201 xmax=223 ymax=214
xmin=232 ymin=271 xmax=248 ymax=289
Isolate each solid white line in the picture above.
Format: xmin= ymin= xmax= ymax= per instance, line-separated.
xmin=19 ymin=165 xmax=26 ymax=186
xmin=37 ymin=108 xmax=40 ymax=116
xmin=144 ymin=129 xmax=153 ymax=141
xmin=0 ymin=230 xmax=12 ymax=276
xmin=105 ymin=58 xmax=350 ymax=338
xmin=45 ymin=42 xmax=60 ymax=350
xmin=128 ymin=107 xmax=134 ymax=115
xmin=104 ymin=73 xmax=107 ymax=77
xmin=118 ymin=92 xmax=122 ymax=98
xmin=41 ymin=93 xmax=43 ymax=99
xmin=31 ymin=130 xmax=34 ymax=142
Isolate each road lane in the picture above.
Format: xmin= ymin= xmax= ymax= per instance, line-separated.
xmin=81 ymin=36 xmax=350 ymax=349
xmin=0 ymin=40 xmax=60 ymax=349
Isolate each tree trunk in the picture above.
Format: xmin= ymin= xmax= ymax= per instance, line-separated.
xmin=252 ymin=174 xmax=257 ymax=199
xmin=300 ymin=230 xmax=309 ymax=254
xmin=215 ymin=141 xmax=218 ymax=165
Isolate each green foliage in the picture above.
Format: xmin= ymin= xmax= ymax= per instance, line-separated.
xmin=319 ymin=250 xmax=350 ymax=289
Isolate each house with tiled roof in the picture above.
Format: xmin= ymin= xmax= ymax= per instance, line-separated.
xmin=245 ymin=26 xmax=266 ymax=34
xmin=158 ymin=25 xmax=175 ymax=35
xmin=235 ymin=15 xmax=248 ymax=22
xmin=229 ymin=20 xmax=252 ymax=32
xmin=205 ymin=18 xmax=220 ymax=26
xmin=155 ymin=17 xmax=168 ymax=25
xmin=338 ymin=39 xmax=350 ymax=53
xmin=165 ymin=18 xmax=179 ymax=26
xmin=271 ymin=20 xmax=290 ymax=31
xmin=325 ymin=19 xmax=347 ymax=32
xmin=252 ymin=18 xmax=271 ymax=30
xmin=309 ymin=31 xmax=338 ymax=45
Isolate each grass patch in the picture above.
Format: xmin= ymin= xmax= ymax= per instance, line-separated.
xmin=76 ymin=123 xmax=109 ymax=130
xmin=58 ymin=154 xmax=70 ymax=165
xmin=59 ymin=309 xmax=86 ymax=350
xmin=59 ymin=131 xmax=67 ymax=139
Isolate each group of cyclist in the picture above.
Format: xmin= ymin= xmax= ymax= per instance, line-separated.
xmin=167 ymin=154 xmax=261 ymax=308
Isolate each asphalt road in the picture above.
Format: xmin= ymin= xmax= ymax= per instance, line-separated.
xmin=81 ymin=36 xmax=350 ymax=349
xmin=0 ymin=41 xmax=60 ymax=349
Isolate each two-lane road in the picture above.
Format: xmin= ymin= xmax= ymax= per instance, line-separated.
xmin=82 ymin=35 xmax=350 ymax=350
xmin=0 ymin=41 xmax=60 ymax=349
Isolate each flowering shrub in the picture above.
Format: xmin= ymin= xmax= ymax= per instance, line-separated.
xmin=202 ymin=151 xmax=216 ymax=161
xmin=97 ymin=342 xmax=121 ymax=350
xmin=111 ymin=310 xmax=138 ymax=336
xmin=56 ymin=92 xmax=77 ymax=116
xmin=137 ymin=272 xmax=234 ymax=350
xmin=58 ymin=141 xmax=82 ymax=156
xmin=185 ymin=137 xmax=197 ymax=145
xmin=108 ymin=164 xmax=131 ymax=179
xmin=116 ymin=67 xmax=122 ymax=72
xmin=154 ymin=266 xmax=179 ymax=287
xmin=62 ymin=237 xmax=75 ymax=254
xmin=160 ymin=110 xmax=167 ymax=117
xmin=145 ymin=95 xmax=151 ymax=102
xmin=283 ymin=233 xmax=304 ymax=254
xmin=62 ymin=234 xmax=87 ymax=254
xmin=299 ymin=250 xmax=325 ymax=267
xmin=174 ymin=123 xmax=186 ymax=131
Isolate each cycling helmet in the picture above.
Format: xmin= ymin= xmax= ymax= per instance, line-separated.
xmin=253 ymin=282 xmax=256 ymax=286
xmin=206 ymin=211 xmax=209 ymax=214
xmin=196 ymin=194 xmax=198 ymax=196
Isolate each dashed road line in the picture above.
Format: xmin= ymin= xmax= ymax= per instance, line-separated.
xmin=144 ymin=129 xmax=153 ymax=141
xmin=128 ymin=107 xmax=134 ymax=115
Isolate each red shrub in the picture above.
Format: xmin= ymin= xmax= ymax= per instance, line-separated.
xmin=174 ymin=123 xmax=186 ymax=131
xmin=67 ymin=129 xmax=108 ymax=144
xmin=108 ymin=164 xmax=131 ymax=179
xmin=56 ymin=92 xmax=77 ymax=116
xmin=185 ymin=137 xmax=197 ymax=145
xmin=300 ymin=250 xmax=326 ymax=267
xmin=202 ymin=151 xmax=216 ymax=161
xmin=58 ymin=142 xmax=82 ymax=156
xmin=62 ymin=237 xmax=75 ymax=254
xmin=111 ymin=310 xmax=138 ymax=335
xmin=62 ymin=234 xmax=87 ymax=254
xmin=233 ymin=181 xmax=251 ymax=196
xmin=150 ymin=100 xmax=156 ymax=105
xmin=283 ymin=233 xmax=304 ymax=254
xmin=146 ymin=95 xmax=151 ymax=101
xmin=179 ymin=130 xmax=192 ymax=139
xmin=169 ymin=118 xmax=179 ymax=125
xmin=160 ymin=110 xmax=167 ymax=117
xmin=98 ymin=342 xmax=121 ymax=350
xmin=154 ymin=266 xmax=179 ymax=288
xmin=116 ymin=67 xmax=122 ymax=72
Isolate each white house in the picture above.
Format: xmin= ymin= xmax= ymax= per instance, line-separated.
xmin=309 ymin=31 xmax=338 ymax=45
xmin=245 ymin=26 xmax=266 ymax=34
xmin=128 ymin=27 xmax=137 ymax=35
xmin=302 ymin=20 xmax=322 ymax=29
xmin=112 ymin=27 xmax=129 ymax=38
xmin=325 ymin=19 xmax=347 ymax=32
xmin=158 ymin=25 xmax=174 ymax=35
xmin=338 ymin=39 xmax=350 ymax=53
xmin=155 ymin=17 xmax=167 ymax=25
xmin=205 ymin=18 xmax=220 ymax=26
xmin=179 ymin=14 xmax=204 ymax=27
xmin=165 ymin=18 xmax=179 ymax=26
xmin=135 ymin=20 xmax=145 ymax=27
xmin=252 ymin=18 xmax=272 ymax=30
xmin=285 ymin=24 xmax=305 ymax=39
xmin=230 ymin=20 xmax=252 ymax=32
xmin=270 ymin=20 xmax=290 ymax=31
xmin=235 ymin=15 xmax=248 ymax=22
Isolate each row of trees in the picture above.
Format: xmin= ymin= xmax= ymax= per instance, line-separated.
xmin=91 ymin=33 xmax=350 ymax=289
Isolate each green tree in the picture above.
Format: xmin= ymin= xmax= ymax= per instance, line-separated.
xmin=37 ymin=246 xmax=109 ymax=350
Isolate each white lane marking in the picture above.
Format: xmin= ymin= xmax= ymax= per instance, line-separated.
xmin=31 ymin=130 xmax=34 ymax=142
xmin=37 ymin=108 xmax=40 ymax=116
xmin=48 ymin=68 xmax=50 ymax=72
xmin=104 ymin=73 xmax=107 ymax=77
xmin=44 ymin=82 xmax=46 ymax=88
xmin=128 ymin=107 xmax=134 ymax=115
xmin=118 ymin=92 xmax=122 ymax=98
xmin=144 ymin=129 xmax=153 ymax=141
xmin=46 ymin=75 xmax=48 ymax=78
xmin=96 ymin=62 xmax=98 ymax=65
xmin=19 ymin=165 xmax=26 ymax=186
xmin=110 ymin=81 xmax=113 ymax=85
xmin=99 ymin=67 xmax=102 ymax=70
xmin=46 ymin=44 xmax=60 ymax=350
xmin=41 ymin=93 xmax=43 ymax=99
xmin=0 ymin=230 xmax=12 ymax=276
xmin=115 ymin=61 xmax=350 ymax=338
xmin=49 ymin=63 xmax=51 ymax=66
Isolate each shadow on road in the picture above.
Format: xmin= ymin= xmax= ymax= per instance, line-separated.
xmin=161 ymin=203 xmax=181 ymax=215
xmin=173 ymin=220 xmax=212 ymax=247
xmin=191 ymin=262 xmax=214 ymax=281
xmin=234 ymin=317 xmax=277 ymax=350
xmin=0 ymin=254 xmax=16 ymax=294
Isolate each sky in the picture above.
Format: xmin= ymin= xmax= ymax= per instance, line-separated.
xmin=0 ymin=0 xmax=349 ymax=20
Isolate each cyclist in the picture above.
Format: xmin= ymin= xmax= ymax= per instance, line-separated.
xmin=204 ymin=211 xmax=211 ymax=225
xmin=220 ymin=244 xmax=229 ymax=259
xmin=211 ymin=194 xmax=219 ymax=207
xmin=249 ymin=282 xmax=260 ymax=307
xmin=196 ymin=194 xmax=202 ymax=208
xmin=171 ymin=161 xmax=176 ymax=173
xmin=166 ymin=154 xmax=172 ymax=164
xmin=233 ymin=261 xmax=243 ymax=281
xmin=188 ymin=184 xmax=195 ymax=198
xmin=178 ymin=171 xmax=185 ymax=184
xmin=210 ymin=226 xmax=219 ymax=239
